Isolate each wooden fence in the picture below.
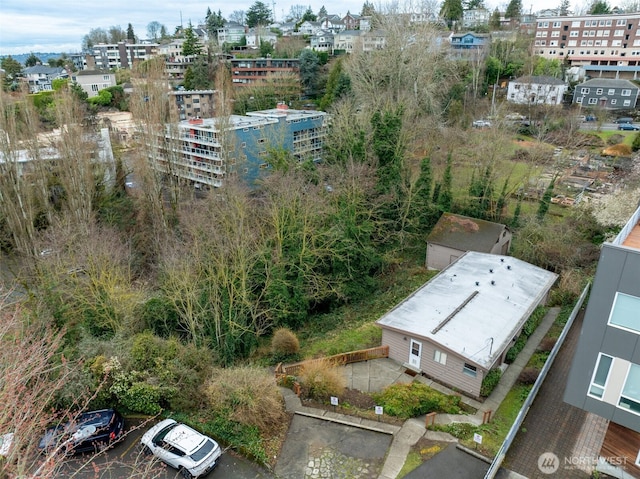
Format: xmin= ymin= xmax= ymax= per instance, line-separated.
xmin=274 ymin=345 xmax=389 ymax=379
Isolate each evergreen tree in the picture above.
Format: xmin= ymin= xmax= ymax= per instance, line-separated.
xmin=558 ymin=0 xmax=571 ymax=15
xmin=182 ymin=22 xmax=202 ymax=56
xmin=206 ymin=8 xmax=226 ymax=39
xmin=371 ymin=107 xmax=405 ymax=195
xmin=438 ymin=154 xmax=453 ymax=212
xmin=246 ymin=1 xmax=272 ymax=27
xmin=440 ymin=0 xmax=464 ymax=27
xmin=318 ymin=5 xmax=328 ymax=18
xmin=464 ymin=0 xmax=485 ymax=9
xmin=127 ymin=23 xmax=136 ymax=42
xmin=301 ymin=8 xmax=317 ymax=21
xmin=511 ymin=196 xmax=522 ymax=228
xmin=299 ymin=50 xmax=320 ymax=97
xmin=1 ymin=56 xmax=23 ymax=90
xmin=537 ymin=178 xmax=555 ymax=221
xmin=589 ymin=0 xmax=611 ymax=13
xmin=494 ymin=178 xmax=509 ymax=222
xmin=25 ymin=53 xmax=41 ymax=67
xmin=505 ymin=0 xmax=522 ymax=20
xmin=160 ymin=25 xmax=169 ymax=39
xmin=489 ymin=8 xmax=501 ymax=29
xmin=414 ymin=157 xmax=440 ymax=232
xmin=361 ymin=1 xmax=376 ymax=15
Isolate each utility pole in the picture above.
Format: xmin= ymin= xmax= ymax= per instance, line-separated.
xmin=272 ymin=0 xmax=277 ymax=21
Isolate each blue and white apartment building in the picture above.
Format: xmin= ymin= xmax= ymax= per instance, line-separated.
xmin=153 ymin=104 xmax=327 ymax=188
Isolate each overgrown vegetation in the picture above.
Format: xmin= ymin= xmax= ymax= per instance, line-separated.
xmin=372 ymin=382 xmax=463 ymax=419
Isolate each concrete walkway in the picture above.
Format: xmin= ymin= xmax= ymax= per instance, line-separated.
xmin=280 ymin=307 xmax=561 ymax=479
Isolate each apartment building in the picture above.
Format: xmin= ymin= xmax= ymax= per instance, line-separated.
xmin=153 ymin=104 xmax=327 ymax=188
xmin=534 ymin=13 xmax=640 ymax=79
xmin=90 ymin=41 xmax=159 ymax=70
xmin=564 ymin=204 xmax=640 ymax=478
xmin=168 ymin=90 xmax=217 ymax=120
xmin=229 ymin=58 xmax=300 ymax=86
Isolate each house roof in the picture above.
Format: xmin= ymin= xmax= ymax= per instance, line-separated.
xmin=513 ymin=75 xmax=565 ymax=85
xmin=427 ymin=213 xmax=508 ymax=252
xmin=23 ymin=65 xmax=65 ymax=75
xmin=577 ymin=78 xmax=639 ymax=89
xmin=75 ymin=70 xmax=112 ymax=76
xmin=376 ymin=251 xmax=558 ymax=369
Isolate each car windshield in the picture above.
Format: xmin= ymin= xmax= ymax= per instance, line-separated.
xmin=190 ymin=439 xmax=215 ymax=462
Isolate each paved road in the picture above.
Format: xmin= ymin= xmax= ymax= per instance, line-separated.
xmin=403 ymin=444 xmax=489 ymax=479
xmin=57 ymin=418 xmax=274 ymax=479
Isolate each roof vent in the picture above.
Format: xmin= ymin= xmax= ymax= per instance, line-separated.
xmin=475 ymin=281 xmax=480 ymax=286
xmin=489 ymin=269 xmax=494 ymax=273
xmin=491 ymin=280 xmax=496 ymax=286
xmin=500 ymin=258 xmax=504 ymax=262
xmin=507 ymin=265 xmax=511 ymax=270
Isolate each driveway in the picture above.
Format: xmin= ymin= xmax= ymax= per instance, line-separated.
xmin=274 ymin=415 xmax=393 ymax=479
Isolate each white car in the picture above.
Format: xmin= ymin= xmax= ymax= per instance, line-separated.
xmin=472 ymin=119 xmax=491 ymax=128
xmin=141 ymin=419 xmax=221 ymax=478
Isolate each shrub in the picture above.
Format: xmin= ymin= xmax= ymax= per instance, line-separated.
xmin=522 ymin=307 xmax=547 ymax=337
xmin=140 ymin=297 xmax=181 ymax=338
xmin=427 ymin=422 xmax=477 ymax=440
xmin=518 ymin=367 xmax=540 ymax=385
xmin=298 ymin=359 xmax=346 ymax=401
xmin=271 ymin=328 xmax=300 ymax=362
xmin=505 ymin=335 xmax=527 ymax=363
xmin=120 ymin=382 xmax=163 ymax=415
xmin=480 ymin=368 xmax=502 ymax=397
xmin=130 ymin=331 xmax=179 ymax=370
xmin=372 ymin=382 xmax=462 ymax=419
xmin=203 ymin=366 xmax=287 ymax=436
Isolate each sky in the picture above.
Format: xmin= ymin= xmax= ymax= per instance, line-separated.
xmin=1 ymin=0 xmax=584 ymax=56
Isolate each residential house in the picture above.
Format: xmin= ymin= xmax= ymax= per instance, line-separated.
xmin=573 ymin=78 xmax=640 ymax=110
xmin=229 ymin=58 xmax=300 ymax=87
xmin=426 ymin=213 xmax=512 ymax=270
xmin=377 ymin=251 xmax=557 ymax=399
xmin=245 ymin=27 xmax=278 ymax=48
xmin=342 ymin=12 xmax=362 ymax=30
xmin=152 ymin=104 xmax=327 ymax=188
xmin=359 ymin=16 xmax=372 ymax=32
xmin=319 ymin=15 xmax=346 ymax=33
xmin=463 ymin=8 xmax=491 ymax=28
xmin=72 ymin=70 xmax=116 ymax=98
xmin=310 ymin=31 xmax=335 ymax=52
xmin=507 ymin=75 xmax=567 ymax=105
xmin=160 ymin=39 xmax=196 ymax=80
xmin=298 ymin=21 xmax=323 ymax=35
xmin=533 ymin=13 xmax=640 ymax=80
xmin=564 ymin=204 xmax=640 ymax=478
xmin=90 ymin=41 xmax=159 ymax=70
xmin=217 ymin=22 xmax=246 ymax=45
xmin=362 ymin=29 xmax=386 ymax=51
xmin=333 ymin=30 xmax=362 ymax=53
xmin=22 ymin=65 xmax=68 ymax=93
xmin=449 ymin=32 xmax=489 ymax=50
xmin=168 ymin=89 xmax=217 ymax=120
xmin=276 ymin=22 xmax=297 ymax=35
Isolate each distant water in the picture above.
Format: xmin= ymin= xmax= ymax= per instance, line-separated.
xmin=0 ymin=52 xmax=63 ymax=65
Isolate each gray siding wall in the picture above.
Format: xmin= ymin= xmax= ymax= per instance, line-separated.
xmin=381 ymin=329 xmax=485 ymax=398
xmin=564 ymin=243 xmax=640 ymax=432
xmin=426 ymin=243 xmax=463 ymax=270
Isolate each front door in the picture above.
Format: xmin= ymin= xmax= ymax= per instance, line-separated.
xmin=409 ymin=339 xmax=422 ymax=369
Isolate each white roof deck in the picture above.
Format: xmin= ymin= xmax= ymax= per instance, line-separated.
xmin=376 ymin=252 xmax=558 ymax=369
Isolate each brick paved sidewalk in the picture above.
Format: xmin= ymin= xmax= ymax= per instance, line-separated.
xmin=505 ymin=312 xmax=608 ymax=479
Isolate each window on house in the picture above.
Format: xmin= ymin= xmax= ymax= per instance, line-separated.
xmin=596 ymin=88 xmax=603 ymax=94
xmin=612 ymin=99 xmax=617 ymax=104
xmin=588 ymin=98 xmax=598 ymax=105
xmin=625 ymin=100 xmax=632 ymax=106
xmin=608 ymin=292 xmax=640 ymax=333
xmin=91 ymin=84 xmax=99 ymax=92
xmin=463 ymin=363 xmax=477 ymax=377
xmin=608 ymin=89 xmax=616 ymax=95
xmin=622 ymin=89 xmax=632 ymax=96
xmin=619 ymin=363 xmax=640 ymax=415
xmin=434 ymin=350 xmax=447 ymax=365
xmin=581 ymin=87 xmax=590 ymax=94
xmin=589 ymin=353 xmax=613 ymax=399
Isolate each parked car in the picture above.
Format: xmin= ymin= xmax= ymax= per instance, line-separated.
xmin=0 ymin=433 xmax=14 ymax=457
xmin=141 ymin=419 xmax=222 ymax=478
xmin=472 ymin=119 xmax=491 ymax=128
xmin=617 ymin=123 xmax=640 ymax=131
xmin=38 ymin=409 xmax=125 ymax=455
xmin=585 ymin=114 xmax=597 ymax=122
xmin=613 ymin=117 xmax=634 ymax=124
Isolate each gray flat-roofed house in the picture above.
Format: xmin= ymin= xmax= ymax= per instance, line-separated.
xmin=573 ymin=78 xmax=640 ymax=110
xmin=377 ymin=251 xmax=557 ymax=399
xmin=564 ymin=204 xmax=640 ymax=477
xmin=426 ymin=213 xmax=512 ymax=270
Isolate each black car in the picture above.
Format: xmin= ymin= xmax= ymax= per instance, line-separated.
xmin=38 ymin=409 xmax=125 ymax=455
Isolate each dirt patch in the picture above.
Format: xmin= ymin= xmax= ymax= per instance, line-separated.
xmin=411 ymin=437 xmax=451 ymax=461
